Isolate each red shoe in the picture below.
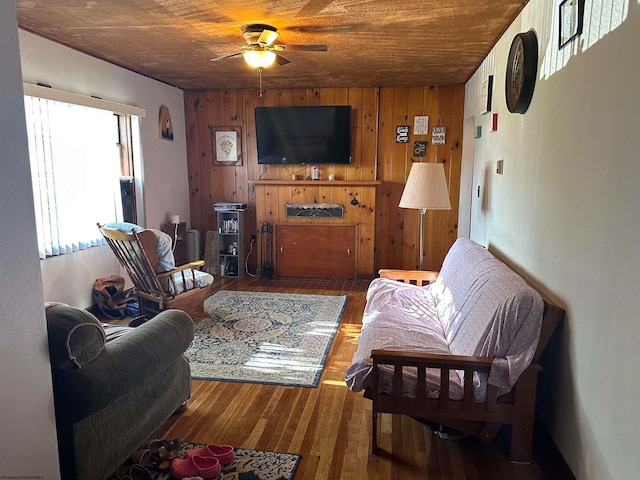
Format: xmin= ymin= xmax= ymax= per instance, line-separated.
xmin=185 ymin=444 xmax=235 ymax=465
xmin=170 ymin=455 xmax=221 ymax=479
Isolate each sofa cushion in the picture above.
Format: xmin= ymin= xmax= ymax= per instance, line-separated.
xmin=168 ymin=269 xmax=214 ymax=295
xmin=345 ymin=278 xmax=464 ymax=399
xmin=102 ymin=221 xmax=143 ymax=233
xmin=148 ymin=228 xmax=175 ymax=271
xmin=46 ymin=305 xmax=106 ymax=370
xmin=427 ymin=238 xmax=544 ymax=394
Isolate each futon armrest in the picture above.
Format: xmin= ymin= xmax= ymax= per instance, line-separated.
xmin=52 ymin=309 xmax=194 ymax=423
xmin=378 ymin=269 xmax=439 ymax=286
xmin=370 ymin=349 xmax=543 ymax=407
xmin=371 ymin=349 xmax=494 ymax=371
xmin=371 ymin=349 xmax=497 ymax=407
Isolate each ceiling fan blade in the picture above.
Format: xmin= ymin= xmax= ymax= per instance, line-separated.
xmin=275 ymin=53 xmax=290 ymax=65
xmin=278 ymin=44 xmax=328 ymax=52
xmin=257 ymin=29 xmax=280 ymax=46
xmin=211 ymin=52 xmax=243 ymax=62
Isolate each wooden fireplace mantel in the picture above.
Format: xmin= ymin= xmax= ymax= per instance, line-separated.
xmin=249 ymin=180 xmax=381 ymax=187
xmin=251 ymin=179 xmax=379 ymax=278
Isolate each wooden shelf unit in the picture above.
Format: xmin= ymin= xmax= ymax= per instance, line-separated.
xmin=217 ymin=210 xmax=244 ymax=278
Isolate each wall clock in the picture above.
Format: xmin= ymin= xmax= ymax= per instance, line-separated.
xmin=505 ymin=31 xmax=538 ymax=114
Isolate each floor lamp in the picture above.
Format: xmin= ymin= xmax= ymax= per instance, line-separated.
xmin=399 ymin=163 xmax=451 ymax=270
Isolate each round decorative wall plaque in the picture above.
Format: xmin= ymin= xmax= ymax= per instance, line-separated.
xmin=505 ymin=31 xmax=538 ymax=114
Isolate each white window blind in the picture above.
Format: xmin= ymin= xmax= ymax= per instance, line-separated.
xmin=24 ymin=96 xmax=125 ymax=259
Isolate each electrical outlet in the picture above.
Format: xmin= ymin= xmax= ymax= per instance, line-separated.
xmin=251 ymin=234 xmax=257 ymax=242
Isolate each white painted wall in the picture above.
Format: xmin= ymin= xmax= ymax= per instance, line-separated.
xmin=19 ymin=30 xmax=190 ymax=307
xmin=464 ymin=1 xmax=640 ymax=478
xmin=0 ymin=2 xmax=60 ymax=477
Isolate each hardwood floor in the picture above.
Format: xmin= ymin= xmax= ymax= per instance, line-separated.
xmin=148 ymin=277 xmax=570 ymax=480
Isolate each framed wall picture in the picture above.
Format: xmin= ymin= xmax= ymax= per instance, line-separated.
xmin=413 ymin=141 xmax=427 ymax=157
xmin=480 ymin=75 xmax=494 ymax=115
xmin=210 ymin=126 xmax=243 ymax=166
xmin=559 ymin=0 xmax=585 ymax=49
xmin=432 ymin=126 xmax=446 ymax=145
xmin=413 ymin=116 xmax=429 ymax=135
xmin=396 ymin=125 xmax=409 ymax=143
xmin=158 ymin=105 xmax=174 ymax=140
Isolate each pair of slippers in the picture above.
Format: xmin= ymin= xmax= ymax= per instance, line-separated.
xmin=129 ymin=438 xmax=181 ymax=472
xmin=170 ymin=444 xmax=235 ymax=480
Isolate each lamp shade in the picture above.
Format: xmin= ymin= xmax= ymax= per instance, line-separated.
xmin=243 ymin=50 xmax=277 ymax=68
xmin=399 ymin=162 xmax=451 ymax=210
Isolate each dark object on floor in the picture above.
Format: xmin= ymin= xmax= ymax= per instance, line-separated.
xmin=92 ymin=276 xmax=137 ymax=319
xmin=128 ymin=315 xmax=149 ymax=328
xmin=261 ymin=261 xmax=273 ymax=279
xmin=108 ymin=441 xmax=301 ymax=480
xmin=46 ymin=304 xmax=194 ymax=480
xmin=125 ymin=301 xmax=140 ymax=317
xmin=260 ymin=222 xmax=273 ymax=279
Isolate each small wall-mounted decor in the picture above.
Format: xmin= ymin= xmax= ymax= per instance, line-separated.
xmin=159 ymin=105 xmax=174 ymax=140
xmin=432 ymin=126 xmax=446 ymax=145
xmin=559 ymin=0 xmax=585 ymax=49
xmin=413 ymin=116 xmax=429 ymax=135
xmin=396 ymin=125 xmax=409 ymax=143
xmin=491 ymin=113 xmax=499 ymax=132
xmin=413 ymin=141 xmax=427 ymax=157
xmin=210 ymin=126 xmax=243 ymax=166
xmin=481 ymin=75 xmax=494 ymax=115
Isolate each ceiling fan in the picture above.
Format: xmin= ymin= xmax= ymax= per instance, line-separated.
xmin=211 ymin=24 xmax=328 ymax=69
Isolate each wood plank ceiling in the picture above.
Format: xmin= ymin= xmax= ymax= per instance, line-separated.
xmin=15 ymin=0 xmax=528 ymax=90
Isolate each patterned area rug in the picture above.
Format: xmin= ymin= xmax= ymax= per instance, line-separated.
xmin=110 ymin=441 xmax=300 ymax=480
xmin=187 ymin=290 xmax=347 ymax=387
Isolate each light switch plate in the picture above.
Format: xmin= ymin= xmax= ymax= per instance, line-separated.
xmin=496 ymin=159 xmax=504 ymax=175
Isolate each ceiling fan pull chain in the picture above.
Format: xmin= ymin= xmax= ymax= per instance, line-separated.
xmin=257 ymin=67 xmax=264 ymax=98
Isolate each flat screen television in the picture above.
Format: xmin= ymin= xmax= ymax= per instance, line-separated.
xmin=255 ymin=105 xmax=352 ymax=165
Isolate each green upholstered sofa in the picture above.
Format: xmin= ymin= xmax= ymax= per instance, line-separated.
xmin=46 ymin=305 xmax=194 ymax=480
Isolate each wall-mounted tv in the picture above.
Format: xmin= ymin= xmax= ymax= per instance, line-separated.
xmin=255 ymin=105 xmax=352 ymax=165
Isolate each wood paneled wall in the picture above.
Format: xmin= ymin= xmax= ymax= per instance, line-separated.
xmin=184 ymin=85 xmax=464 ymax=275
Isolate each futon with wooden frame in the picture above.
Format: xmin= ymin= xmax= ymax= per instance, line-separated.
xmin=345 ymin=238 xmax=564 ymax=462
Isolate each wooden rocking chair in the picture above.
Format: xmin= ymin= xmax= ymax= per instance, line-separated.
xmin=98 ymin=223 xmax=215 ymax=319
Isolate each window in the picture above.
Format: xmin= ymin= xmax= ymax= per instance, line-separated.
xmin=24 ymin=96 xmax=136 ymax=259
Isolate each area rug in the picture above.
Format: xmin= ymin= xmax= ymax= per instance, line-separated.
xmin=186 ymin=290 xmax=347 ymax=387
xmin=109 ymin=441 xmax=300 ymax=480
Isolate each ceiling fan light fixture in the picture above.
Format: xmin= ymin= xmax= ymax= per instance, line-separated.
xmin=243 ymin=50 xmax=276 ymax=68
